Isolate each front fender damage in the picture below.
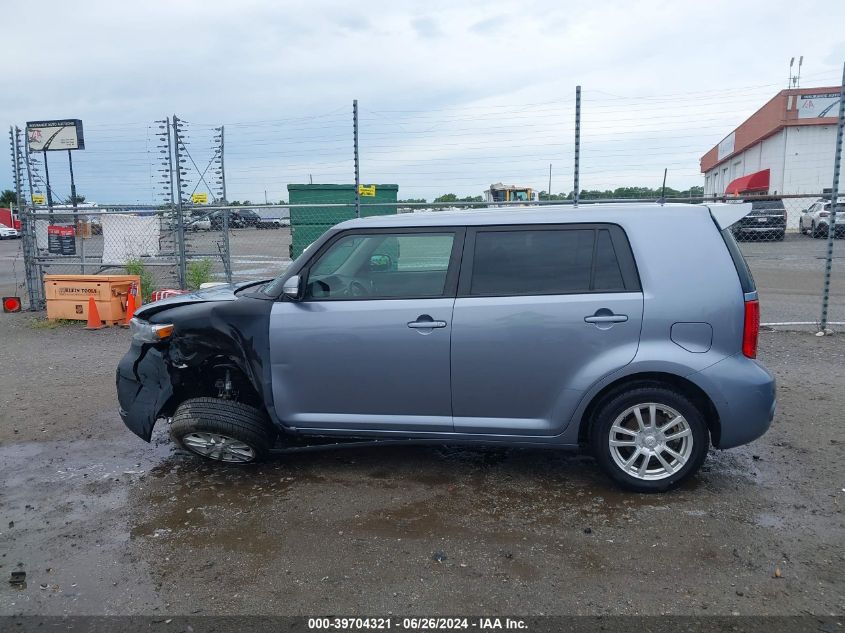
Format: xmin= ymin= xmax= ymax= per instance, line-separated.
xmin=117 ymin=345 xmax=173 ymax=442
xmin=116 ymin=294 xmax=276 ymax=443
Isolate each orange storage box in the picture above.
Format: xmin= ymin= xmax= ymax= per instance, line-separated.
xmin=44 ymin=274 xmax=141 ymax=325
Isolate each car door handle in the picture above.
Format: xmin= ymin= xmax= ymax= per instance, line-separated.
xmin=584 ymin=314 xmax=628 ymax=324
xmin=407 ymin=316 xmax=447 ymax=329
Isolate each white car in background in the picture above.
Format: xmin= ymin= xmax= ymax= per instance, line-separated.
xmin=0 ymin=224 xmax=21 ymax=239
xmin=799 ymin=198 xmax=845 ymax=238
xmin=190 ymin=217 xmax=212 ymax=231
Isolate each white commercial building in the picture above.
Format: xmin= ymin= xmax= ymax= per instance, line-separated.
xmin=701 ymin=87 xmax=842 ymax=199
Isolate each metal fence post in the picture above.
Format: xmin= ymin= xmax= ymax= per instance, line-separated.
xmin=11 ymin=126 xmax=40 ymax=310
xmin=172 ymin=115 xmax=187 ymax=290
xmin=67 ymin=149 xmax=85 ymax=274
xmin=819 ymin=61 xmax=845 ymax=332
xmin=219 ymin=127 xmax=232 ymax=283
xmin=353 ymin=99 xmax=360 ymax=218
xmin=222 ymin=207 xmax=232 ymax=283
xmin=574 ymin=85 xmax=581 ymax=206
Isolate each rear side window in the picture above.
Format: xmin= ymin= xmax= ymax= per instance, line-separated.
xmin=467 ymin=225 xmax=638 ymax=296
xmin=720 ymin=228 xmax=756 ymax=293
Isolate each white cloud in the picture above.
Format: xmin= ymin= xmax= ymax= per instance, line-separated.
xmin=3 ymin=0 xmax=843 ymax=201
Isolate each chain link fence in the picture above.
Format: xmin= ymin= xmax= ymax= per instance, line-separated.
xmin=10 ymin=195 xmax=843 ymax=330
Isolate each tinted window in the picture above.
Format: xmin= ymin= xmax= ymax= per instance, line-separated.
xmin=720 ymin=228 xmax=756 ymax=294
xmin=472 ymin=228 xmax=628 ymax=296
xmin=749 ymin=200 xmax=785 ymax=211
xmin=593 ymin=229 xmax=625 ymax=291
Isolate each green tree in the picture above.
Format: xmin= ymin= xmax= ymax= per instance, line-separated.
xmin=64 ymin=194 xmax=85 ymax=205
xmin=433 ymin=194 xmax=483 ymax=206
xmin=1 ymin=189 xmax=16 ymax=207
xmin=399 ymin=198 xmax=427 ymax=204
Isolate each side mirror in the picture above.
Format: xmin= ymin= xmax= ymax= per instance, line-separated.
xmin=369 ymin=254 xmax=392 ymax=272
xmin=282 ymin=275 xmax=302 ymax=300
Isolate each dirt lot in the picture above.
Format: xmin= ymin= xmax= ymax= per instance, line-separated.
xmin=0 ymin=311 xmax=843 ymax=617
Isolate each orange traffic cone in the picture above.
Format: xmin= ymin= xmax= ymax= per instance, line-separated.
xmin=85 ymin=296 xmax=104 ymax=330
xmin=123 ymin=283 xmax=137 ymax=327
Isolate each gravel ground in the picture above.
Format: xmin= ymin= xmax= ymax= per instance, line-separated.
xmin=0 ymin=312 xmax=843 ymax=617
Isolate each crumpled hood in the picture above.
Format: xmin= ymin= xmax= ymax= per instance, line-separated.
xmin=134 ymin=281 xmax=260 ymax=319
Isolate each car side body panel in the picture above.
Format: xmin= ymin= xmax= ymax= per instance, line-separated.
xmin=117 ymin=203 xmax=776 ymax=454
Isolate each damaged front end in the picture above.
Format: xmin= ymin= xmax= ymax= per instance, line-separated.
xmin=116 ymin=340 xmax=175 ymax=442
xmin=115 ymin=284 xmax=276 ymax=442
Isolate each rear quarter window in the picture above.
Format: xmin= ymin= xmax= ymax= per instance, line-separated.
xmin=719 ymin=227 xmax=756 ymax=293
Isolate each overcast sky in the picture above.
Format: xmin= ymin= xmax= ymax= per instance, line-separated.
xmin=3 ymin=0 xmax=844 ymax=204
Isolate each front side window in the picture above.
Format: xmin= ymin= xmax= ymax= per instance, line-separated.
xmin=306 ymin=232 xmax=456 ymax=300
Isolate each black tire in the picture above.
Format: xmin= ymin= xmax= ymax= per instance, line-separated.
xmin=590 ymin=386 xmax=710 ymax=493
xmin=812 ymin=222 xmax=824 ymax=239
xmin=170 ymin=397 xmax=275 ymax=464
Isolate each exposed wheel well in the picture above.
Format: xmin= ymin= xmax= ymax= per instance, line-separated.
xmin=163 ymin=356 xmax=263 ymax=417
xmin=578 ymin=372 xmax=721 ymax=447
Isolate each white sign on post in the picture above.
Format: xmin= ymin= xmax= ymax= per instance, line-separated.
xmin=26 ymin=119 xmax=85 ymax=151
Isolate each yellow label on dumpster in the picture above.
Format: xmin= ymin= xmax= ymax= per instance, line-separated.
xmin=191 ymin=192 xmax=208 ymax=204
xmin=32 ymin=194 xmax=46 ymax=204
xmin=358 ymin=185 xmax=376 ymax=197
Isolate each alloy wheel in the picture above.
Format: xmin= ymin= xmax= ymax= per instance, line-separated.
xmin=608 ymin=403 xmax=694 ymax=481
xmin=181 ymin=432 xmax=256 ymax=463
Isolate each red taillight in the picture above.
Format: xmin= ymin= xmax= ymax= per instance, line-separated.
xmin=743 ymin=299 xmax=760 ymax=359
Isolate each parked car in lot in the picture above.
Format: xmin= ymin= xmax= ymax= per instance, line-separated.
xmin=117 ymin=203 xmax=775 ymax=492
xmin=209 ymin=209 xmax=262 ymax=230
xmin=731 ymin=199 xmax=786 ymax=241
xmin=799 ymin=198 xmax=845 ymax=238
xmin=189 ymin=216 xmax=212 ymax=231
xmin=0 ymin=223 xmax=21 ymax=239
xmin=256 ymin=217 xmax=290 ymax=229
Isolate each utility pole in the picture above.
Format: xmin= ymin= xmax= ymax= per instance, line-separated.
xmin=548 ymin=163 xmax=552 ymax=201
xmin=353 ymin=99 xmax=360 ymax=218
xmin=172 ymin=115 xmax=187 ymax=290
xmin=574 ymin=85 xmax=581 ymax=206
xmin=819 ymin=61 xmax=845 ymax=332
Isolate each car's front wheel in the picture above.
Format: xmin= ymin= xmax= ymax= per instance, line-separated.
xmin=171 ymin=398 xmax=275 ymax=464
xmin=590 ymin=386 xmax=709 ymax=492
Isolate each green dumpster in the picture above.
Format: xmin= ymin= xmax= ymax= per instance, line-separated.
xmin=287 ymin=184 xmax=398 ymax=258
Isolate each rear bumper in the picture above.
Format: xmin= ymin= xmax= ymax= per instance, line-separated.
xmin=116 ymin=342 xmax=173 ymax=442
xmin=690 ymin=354 xmax=776 ymax=449
xmin=734 ymin=222 xmax=785 ymax=233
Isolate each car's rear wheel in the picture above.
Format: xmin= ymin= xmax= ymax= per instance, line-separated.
xmin=590 ymin=386 xmax=709 ymax=492
xmin=812 ymin=221 xmax=824 ymax=239
xmin=171 ymin=398 xmax=275 ymax=464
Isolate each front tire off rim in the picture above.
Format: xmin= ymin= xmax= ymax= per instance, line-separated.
xmin=181 ymin=432 xmax=256 ymax=463
xmin=608 ymin=403 xmax=693 ymax=481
